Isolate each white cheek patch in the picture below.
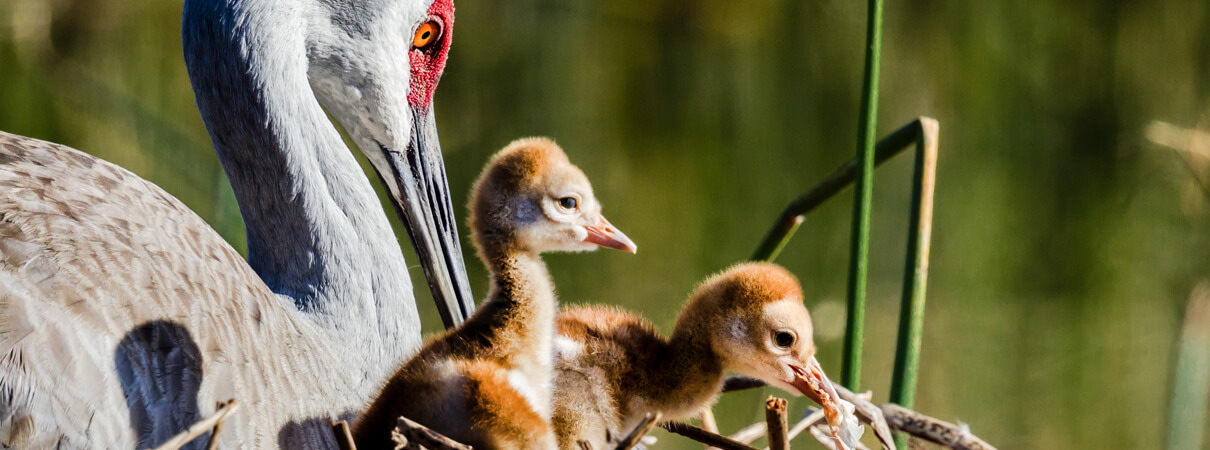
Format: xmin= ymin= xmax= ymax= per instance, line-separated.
xmin=571 ymin=225 xmax=588 ymax=242
xmin=777 ymin=356 xmax=799 ymax=381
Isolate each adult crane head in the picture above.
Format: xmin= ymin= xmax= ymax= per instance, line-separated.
xmin=310 ymin=0 xmax=472 ymax=328
xmin=185 ymin=0 xmax=474 ymax=328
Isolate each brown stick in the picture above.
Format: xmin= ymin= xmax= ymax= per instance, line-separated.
xmin=880 ymin=404 xmax=996 ymax=450
xmin=152 ymin=400 xmax=240 ymax=450
xmin=721 ymin=376 xmax=994 ymax=450
xmin=614 ymin=412 xmax=662 ymax=450
xmin=729 ymin=408 xmax=827 ymax=449
xmin=764 ymin=397 xmax=789 ymax=450
xmin=392 ymin=416 xmax=473 ymax=450
xmin=661 ymin=421 xmax=760 ymax=450
xmin=331 ymin=420 xmax=357 ymax=450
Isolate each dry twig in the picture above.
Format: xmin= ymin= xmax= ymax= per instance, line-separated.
xmin=808 ymin=424 xmax=840 ymax=450
xmin=720 ymin=376 xmax=995 ymax=450
xmin=614 ymin=412 xmax=661 ymax=450
xmin=391 ymin=416 xmax=472 ymax=450
xmin=204 ymin=400 xmax=233 ymax=450
xmin=661 ymin=421 xmax=759 ymax=450
xmin=332 ymin=420 xmax=357 ymax=450
xmin=152 ymin=399 xmax=239 ymax=450
xmin=729 ymin=422 xmax=767 ymax=445
xmin=787 ymin=409 xmax=825 ymax=443
xmin=726 ymin=401 xmax=852 ymax=448
xmin=700 ymin=409 xmax=722 ymax=450
xmin=880 ymin=404 xmax=995 ymax=450
xmin=764 ymin=397 xmax=789 ymax=450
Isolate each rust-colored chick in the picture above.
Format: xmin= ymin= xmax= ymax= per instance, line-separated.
xmin=354 ymin=138 xmax=636 ymax=449
xmin=551 ymin=262 xmax=861 ymax=450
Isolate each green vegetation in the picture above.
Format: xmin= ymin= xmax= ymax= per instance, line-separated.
xmin=1 ymin=0 xmax=1208 ymax=448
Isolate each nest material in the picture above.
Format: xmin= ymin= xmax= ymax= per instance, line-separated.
xmin=324 ymin=384 xmax=995 ymax=450
xmin=152 ymin=386 xmax=993 ymax=450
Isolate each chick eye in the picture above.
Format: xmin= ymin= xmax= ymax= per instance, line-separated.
xmin=558 ymin=197 xmax=578 ymax=210
xmin=773 ymin=330 xmax=796 ymax=348
xmin=412 ymin=20 xmax=442 ymax=49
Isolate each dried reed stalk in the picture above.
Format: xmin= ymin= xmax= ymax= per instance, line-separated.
xmin=614 ymin=412 xmax=661 ymax=450
xmin=204 ymin=400 xmax=233 ymax=450
xmin=719 ymin=376 xmax=995 ymax=450
xmin=332 ymin=420 xmax=356 ymax=450
xmin=700 ymin=409 xmax=723 ymax=450
xmin=880 ymin=404 xmax=995 ymax=450
xmin=730 ymin=422 xmax=767 ymax=445
xmin=152 ymin=399 xmax=239 ymax=450
xmin=786 ymin=409 xmax=825 ymax=443
xmin=391 ymin=416 xmax=472 ymax=450
xmin=661 ymin=421 xmax=759 ymax=450
xmin=765 ymin=397 xmax=789 ymax=450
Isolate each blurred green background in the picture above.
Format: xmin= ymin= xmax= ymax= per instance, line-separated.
xmin=2 ymin=0 xmax=1208 ymax=448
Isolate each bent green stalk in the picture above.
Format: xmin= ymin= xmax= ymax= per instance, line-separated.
xmin=749 ymin=119 xmax=940 ymax=450
xmin=750 ymin=121 xmax=927 ymax=262
xmin=889 ymin=120 xmax=939 ymax=449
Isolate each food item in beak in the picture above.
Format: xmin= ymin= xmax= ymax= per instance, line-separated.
xmin=790 ymin=356 xmax=864 ymax=450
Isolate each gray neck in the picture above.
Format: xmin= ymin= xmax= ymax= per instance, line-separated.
xmin=182 ymin=0 xmax=420 ymax=370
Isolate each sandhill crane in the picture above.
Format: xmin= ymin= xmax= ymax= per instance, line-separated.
xmin=353 ymin=138 xmax=636 ymax=449
xmin=551 ymin=262 xmax=862 ymax=450
xmin=0 ymin=0 xmax=475 ymax=447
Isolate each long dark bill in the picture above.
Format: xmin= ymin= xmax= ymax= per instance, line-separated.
xmin=378 ymin=108 xmax=476 ymax=329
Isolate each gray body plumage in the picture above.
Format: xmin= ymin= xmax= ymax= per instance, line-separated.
xmin=0 ymin=132 xmax=404 ymax=448
xmin=0 ymin=0 xmax=459 ymax=447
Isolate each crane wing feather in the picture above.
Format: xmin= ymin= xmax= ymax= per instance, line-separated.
xmin=0 ymin=131 xmax=349 ymax=448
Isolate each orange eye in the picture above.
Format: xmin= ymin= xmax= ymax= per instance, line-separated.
xmin=412 ymin=21 xmax=441 ymax=49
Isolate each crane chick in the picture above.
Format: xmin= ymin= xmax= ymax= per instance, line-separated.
xmin=552 ymin=262 xmax=862 ymax=450
xmin=354 ymin=138 xmax=636 ymax=449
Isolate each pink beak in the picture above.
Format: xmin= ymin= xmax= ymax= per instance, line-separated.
xmin=583 ymin=216 xmax=637 ymax=253
xmin=789 ymin=356 xmax=851 ymax=450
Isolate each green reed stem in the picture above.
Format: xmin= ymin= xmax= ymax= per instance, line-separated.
xmin=842 ymin=0 xmax=885 ymax=391
xmin=749 ymin=118 xmax=939 ymax=450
